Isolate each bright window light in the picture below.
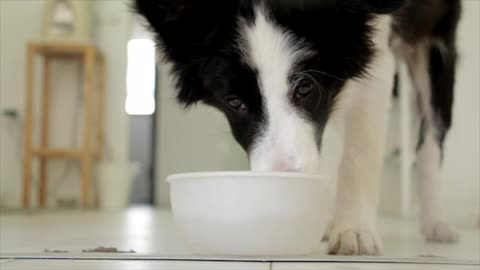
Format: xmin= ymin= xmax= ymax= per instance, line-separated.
xmin=126 ymin=39 xmax=156 ymax=115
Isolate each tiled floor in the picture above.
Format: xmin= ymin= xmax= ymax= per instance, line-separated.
xmin=0 ymin=259 xmax=270 ymax=270
xmin=0 ymin=260 xmax=478 ymax=270
xmin=0 ymin=207 xmax=478 ymax=269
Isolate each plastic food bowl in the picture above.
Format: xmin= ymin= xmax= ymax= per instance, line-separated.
xmin=166 ymin=171 xmax=332 ymax=256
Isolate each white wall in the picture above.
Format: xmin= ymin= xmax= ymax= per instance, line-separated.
xmin=0 ymin=0 xmax=131 ymax=208
xmin=93 ymin=0 xmax=130 ymax=164
xmin=442 ymin=0 xmax=480 ymax=221
xmin=0 ymin=0 xmax=45 ymax=207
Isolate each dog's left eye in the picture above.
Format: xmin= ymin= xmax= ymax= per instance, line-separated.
xmin=293 ymin=81 xmax=314 ymax=102
xmin=225 ymin=95 xmax=248 ymax=115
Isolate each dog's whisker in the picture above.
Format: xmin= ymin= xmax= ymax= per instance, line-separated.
xmin=302 ymin=69 xmax=345 ymax=81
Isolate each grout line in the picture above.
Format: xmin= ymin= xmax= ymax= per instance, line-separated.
xmin=0 ymin=259 xmax=17 ymax=265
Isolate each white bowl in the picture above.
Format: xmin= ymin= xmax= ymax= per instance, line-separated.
xmin=167 ymin=171 xmax=333 ymax=256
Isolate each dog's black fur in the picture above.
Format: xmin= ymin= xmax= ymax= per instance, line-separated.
xmin=135 ymin=0 xmax=409 ymax=151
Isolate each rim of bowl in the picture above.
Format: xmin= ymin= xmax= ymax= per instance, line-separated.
xmin=166 ymin=171 xmax=329 ymax=183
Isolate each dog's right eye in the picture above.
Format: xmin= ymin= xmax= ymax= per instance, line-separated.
xmin=293 ymin=82 xmax=314 ymax=101
xmin=225 ymin=96 xmax=248 ymax=114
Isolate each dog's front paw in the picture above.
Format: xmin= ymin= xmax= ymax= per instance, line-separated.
xmin=422 ymin=221 xmax=459 ymax=243
xmin=327 ymin=227 xmax=381 ymax=255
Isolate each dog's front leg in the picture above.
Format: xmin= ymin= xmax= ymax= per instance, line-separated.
xmin=327 ymin=82 xmax=390 ymax=255
xmin=327 ymin=24 xmax=394 ymax=254
xmin=327 ymin=95 xmax=387 ymax=255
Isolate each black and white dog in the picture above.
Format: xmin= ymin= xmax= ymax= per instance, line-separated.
xmin=135 ymin=0 xmax=461 ymax=255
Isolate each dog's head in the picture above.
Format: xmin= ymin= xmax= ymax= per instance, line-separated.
xmin=135 ymin=0 xmax=404 ymax=173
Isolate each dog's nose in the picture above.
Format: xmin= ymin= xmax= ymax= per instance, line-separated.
xmin=272 ymin=158 xmax=299 ymax=172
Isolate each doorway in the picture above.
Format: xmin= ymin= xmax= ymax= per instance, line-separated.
xmin=126 ymin=16 xmax=157 ymax=205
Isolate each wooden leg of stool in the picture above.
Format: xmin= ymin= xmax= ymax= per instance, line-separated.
xmin=39 ymin=56 xmax=51 ymax=207
xmin=23 ymin=45 xmax=35 ymax=209
xmin=81 ymin=156 xmax=92 ymax=208
xmin=97 ymin=55 xmax=105 ymax=160
xmin=92 ymin=54 xmax=105 ymax=209
xmin=81 ymin=48 xmax=95 ymax=208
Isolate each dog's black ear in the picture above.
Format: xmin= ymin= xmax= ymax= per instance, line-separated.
xmin=134 ymin=0 xmax=235 ymax=63
xmin=134 ymin=0 xmax=236 ymax=106
xmin=341 ymin=0 xmax=406 ymax=14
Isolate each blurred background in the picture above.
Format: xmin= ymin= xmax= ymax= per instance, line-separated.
xmin=0 ymin=0 xmax=249 ymax=211
xmin=0 ymin=0 xmax=478 ymax=260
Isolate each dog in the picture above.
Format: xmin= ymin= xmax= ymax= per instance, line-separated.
xmin=134 ymin=0 xmax=461 ymax=255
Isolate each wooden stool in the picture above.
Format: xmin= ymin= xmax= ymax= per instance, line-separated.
xmin=23 ymin=41 xmax=105 ymax=208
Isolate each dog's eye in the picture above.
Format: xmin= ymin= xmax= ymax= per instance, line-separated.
xmin=225 ymin=96 xmax=247 ymax=114
xmin=293 ymin=81 xmax=314 ymax=101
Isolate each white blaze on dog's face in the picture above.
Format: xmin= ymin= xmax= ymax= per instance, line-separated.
xmin=135 ymin=0 xmax=379 ymax=173
xmin=241 ymin=8 xmax=320 ymax=172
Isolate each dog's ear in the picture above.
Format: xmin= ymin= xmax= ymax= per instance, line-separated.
xmin=134 ymin=0 xmax=235 ymax=63
xmin=134 ymin=0 xmax=236 ymax=106
xmin=340 ymin=0 xmax=406 ymax=14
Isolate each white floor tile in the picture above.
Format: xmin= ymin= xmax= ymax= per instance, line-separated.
xmin=272 ymin=262 xmax=478 ymax=270
xmin=379 ymin=216 xmax=480 ymax=260
xmin=0 ymin=208 xmax=187 ymax=254
xmin=1 ymin=260 xmax=270 ymax=270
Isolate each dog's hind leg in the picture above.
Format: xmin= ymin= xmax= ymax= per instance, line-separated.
xmin=404 ymin=37 xmax=459 ymax=243
xmin=393 ymin=0 xmax=461 ymax=243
